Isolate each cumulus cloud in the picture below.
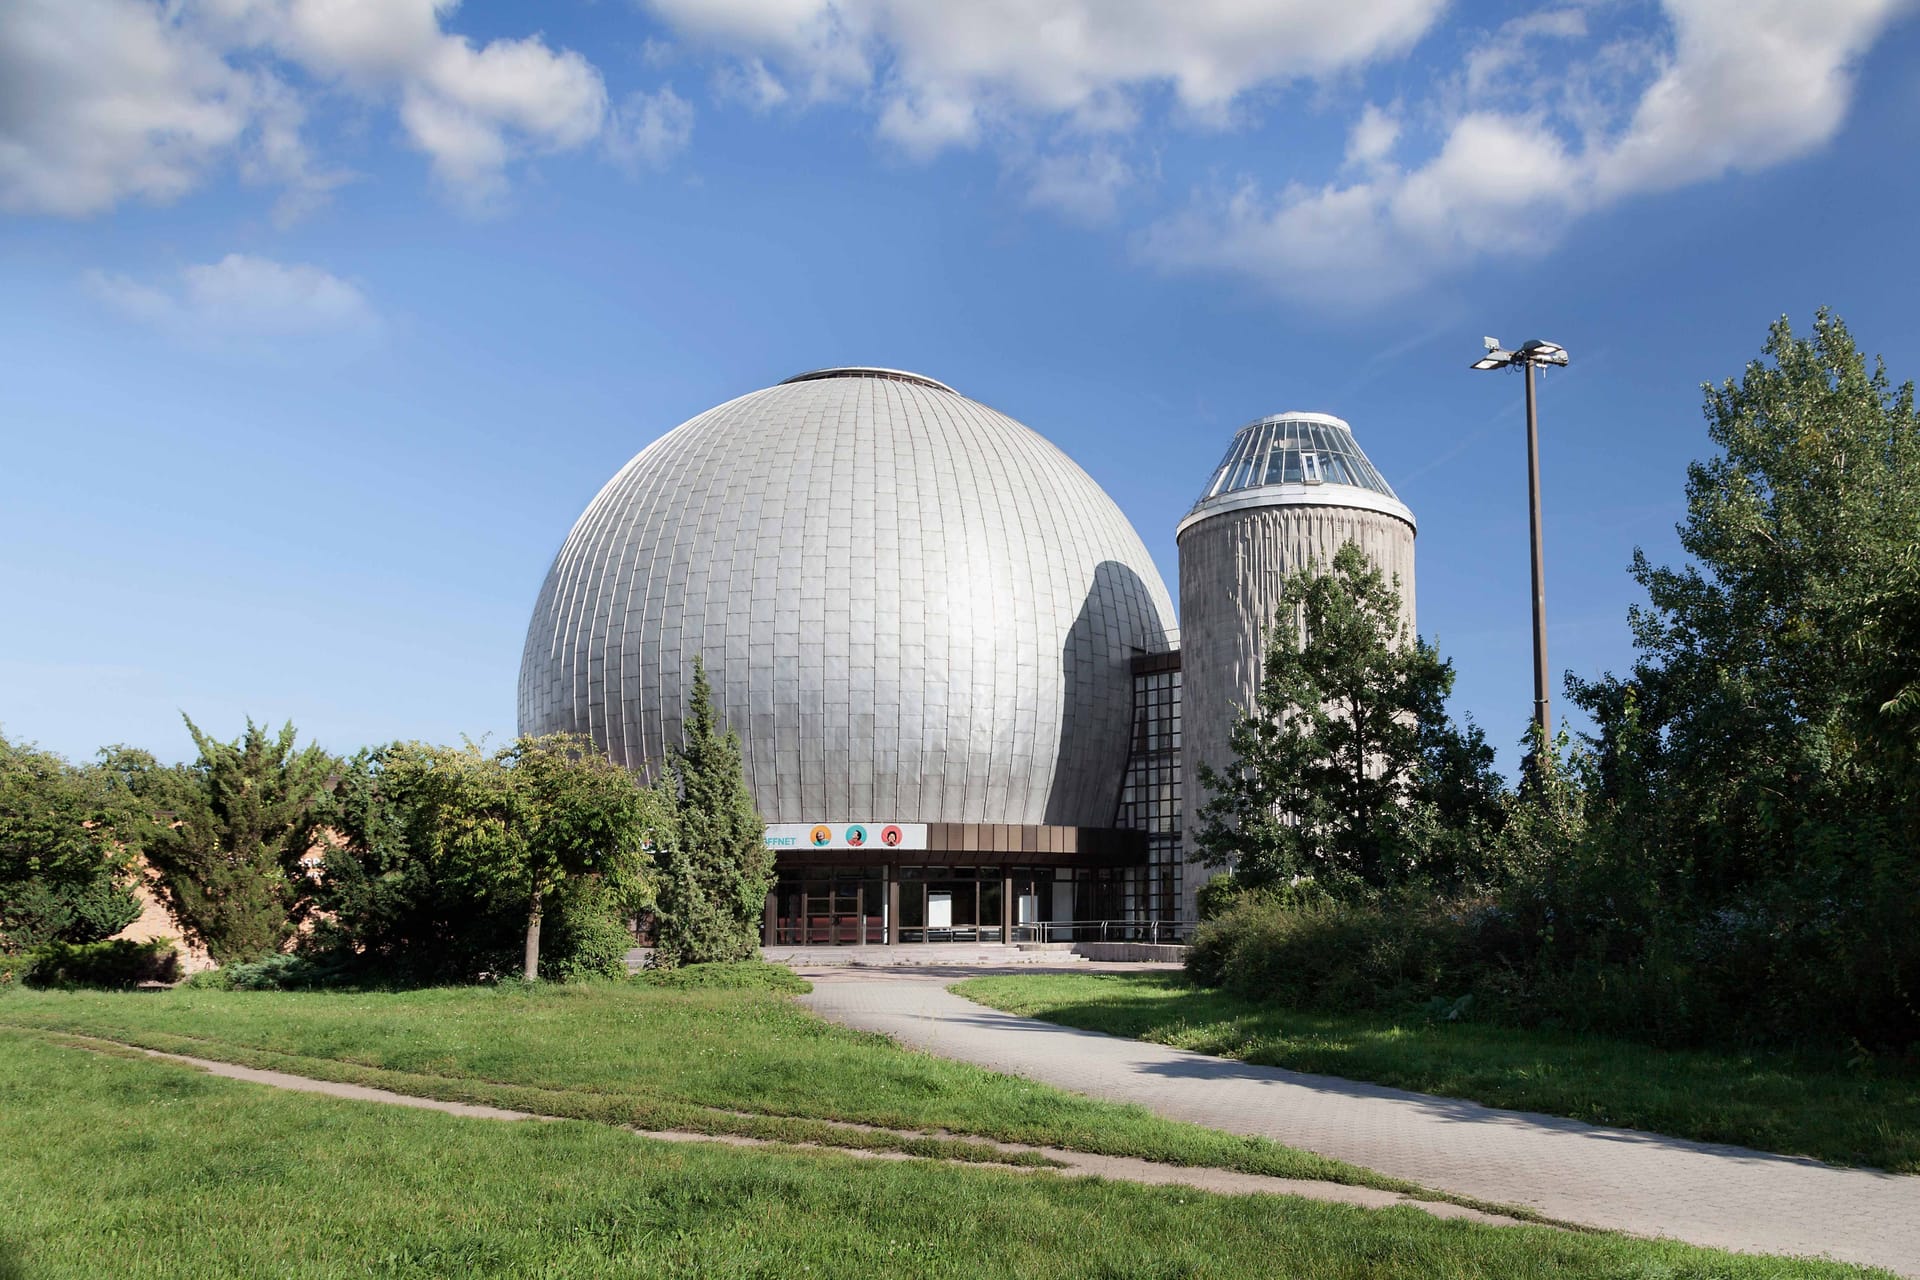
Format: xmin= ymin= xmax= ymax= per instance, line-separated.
xmin=1593 ymin=0 xmax=1901 ymax=196
xmin=1345 ymin=103 xmax=1401 ymax=171
xmin=1143 ymin=0 xmax=1915 ymax=303
xmin=606 ymin=87 xmax=696 ymax=171
xmin=0 ymin=0 xmax=254 ymax=216
xmin=86 ymin=253 xmax=377 ymax=338
xmin=646 ymin=0 xmax=1450 ymax=146
xmin=1021 ymin=147 xmax=1136 ymax=224
xmin=712 ymin=57 xmax=792 ymax=111
xmin=0 ymin=0 xmax=672 ymax=216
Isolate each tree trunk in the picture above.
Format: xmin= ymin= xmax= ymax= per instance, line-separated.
xmin=523 ymin=887 xmax=543 ymax=982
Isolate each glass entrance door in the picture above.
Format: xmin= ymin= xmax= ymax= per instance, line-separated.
xmin=773 ymin=869 xmax=880 ymax=944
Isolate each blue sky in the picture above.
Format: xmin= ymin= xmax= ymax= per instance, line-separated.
xmin=3 ymin=0 xmax=1917 ymax=776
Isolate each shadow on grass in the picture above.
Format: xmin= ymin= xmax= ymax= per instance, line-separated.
xmin=929 ymin=997 xmax=1848 ymax=1167
xmin=951 ymin=974 xmax=1920 ymax=1173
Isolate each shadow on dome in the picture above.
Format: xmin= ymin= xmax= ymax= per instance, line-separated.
xmin=1044 ymin=559 xmax=1173 ymax=828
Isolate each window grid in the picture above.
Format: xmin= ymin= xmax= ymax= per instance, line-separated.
xmin=1117 ymin=666 xmax=1182 ymax=921
xmin=1199 ymin=415 xmax=1400 ymax=506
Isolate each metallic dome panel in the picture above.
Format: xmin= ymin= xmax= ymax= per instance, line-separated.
xmin=519 ymin=372 xmax=1176 ymax=828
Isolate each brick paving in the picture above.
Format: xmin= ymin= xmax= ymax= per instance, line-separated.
xmin=799 ymin=966 xmax=1920 ymax=1277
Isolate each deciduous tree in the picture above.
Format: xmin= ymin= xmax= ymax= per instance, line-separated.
xmin=0 ymin=731 xmax=140 ymax=950
xmin=382 ymin=734 xmax=661 ymax=980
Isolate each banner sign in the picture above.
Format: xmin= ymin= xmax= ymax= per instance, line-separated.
xmin=763 ymin=822 xmax=928 ymax=851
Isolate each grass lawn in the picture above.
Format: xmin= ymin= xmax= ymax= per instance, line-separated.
xmin=953 ymin=972 xmax=1920 ymax=1173
xmin=1 ymin=1028 xmax=1897 ymax=1278
xmin=0 ymin=977 xmax=1402 ymax=1189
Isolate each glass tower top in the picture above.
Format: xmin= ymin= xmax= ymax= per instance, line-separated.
xmin=1195 ymin=411 xmax=1402 ymax=505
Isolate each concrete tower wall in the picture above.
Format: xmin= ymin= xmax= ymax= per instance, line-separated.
xmin=1175 ymin=502 xmax=1416 ymax=921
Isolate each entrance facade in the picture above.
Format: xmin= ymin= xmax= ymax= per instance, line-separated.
xmin=762 ymin=823 xmax=1147 ymax=946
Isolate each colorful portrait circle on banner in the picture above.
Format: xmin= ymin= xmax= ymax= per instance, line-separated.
xmin=809 ymin=824 xmax=833 ymax=847
xmin=880 ymin=825 xmax=904 ymax=847
xmin=844 ymin=825 xmax=867 ymax=847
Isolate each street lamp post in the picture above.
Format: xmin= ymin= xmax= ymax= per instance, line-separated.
xmin=1471 ymin=337 xmax=1569 ymax=758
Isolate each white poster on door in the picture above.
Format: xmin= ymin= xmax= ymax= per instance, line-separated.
xmin=927 ymin=891 xmax=953 ymax=929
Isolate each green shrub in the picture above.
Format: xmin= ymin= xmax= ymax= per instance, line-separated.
xmin=541 ymin=878 xmax=637 ymax=982
xmin=1184 ymin=888 xmax=1919 ymax=1052
xmin=25 ymin=938 xmax=180 ymax=989
xmin=183 ymin=953 xmax=344 ymax=991
xmin=1188 ymin=896 xmax=1522 ymax=1017
xmin=633 ymin=960 xmax=810 ymax=994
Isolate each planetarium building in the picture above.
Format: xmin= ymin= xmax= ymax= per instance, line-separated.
xmin=520 ymin=367 xmax=1412 ymax=943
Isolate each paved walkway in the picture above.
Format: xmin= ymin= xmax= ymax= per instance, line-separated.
xmin=799 ymin=966 xmax=1920 ymax=1277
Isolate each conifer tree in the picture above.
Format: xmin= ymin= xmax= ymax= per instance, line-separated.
xmin=1194 ymin=542 xmax=1463 ymax=895
xmin=126 ymin=717 xmax=336 ymax=963
xmin=652 ymin=657 xmax=773 ymax=966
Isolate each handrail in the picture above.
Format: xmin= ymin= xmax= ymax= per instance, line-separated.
xmin=769 ymin=916 xmax=1192 ymax=947
xmin=1009 ymin=918 xmax=1191 ymax=945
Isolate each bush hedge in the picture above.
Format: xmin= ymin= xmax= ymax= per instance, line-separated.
xmin=23 ymin=939 xmax=180 ymax=989
xmin=181 ymin=953 xmax=350 ymax=991
xmin=1188 ymin=892 xmax=1920 ymax=1053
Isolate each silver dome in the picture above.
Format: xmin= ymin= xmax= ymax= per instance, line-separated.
xmin=518 ymin=368 xmax=1176 ymax=827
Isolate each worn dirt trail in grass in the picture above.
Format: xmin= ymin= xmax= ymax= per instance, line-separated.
xmin=799 ymin=965 xmax=1920 ymax=1278
xmin=103 ymin=1041 xmax=1515 ymax=1225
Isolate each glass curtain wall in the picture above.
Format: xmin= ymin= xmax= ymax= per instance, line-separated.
xmin=770 ymin=865 xmax=1130 ymax=944
xmin=1198 ymin=416 xmax=1402 ymax=504
xmin=1118 ymin=664 xmax=1182 ymax=920
xmin=771 ymin=867 xmax=885 ymax=944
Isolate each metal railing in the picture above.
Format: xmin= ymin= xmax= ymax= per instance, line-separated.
xmin=1010 ymin=918 xmax=1190 ymax=946
xmin=767 ymin=917 xmax=1191 ymax=947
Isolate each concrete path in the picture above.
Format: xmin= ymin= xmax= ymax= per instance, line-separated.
xmin=799 ymin=966 xmax=1920 ymax=1277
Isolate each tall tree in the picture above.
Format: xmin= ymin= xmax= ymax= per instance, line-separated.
xmin=1567 ymin=312 xmax=1920 ymax=1045
xmin=0 ymin=732 xmax=141 ymax=950
xmin=122 ymin=718 xmax=335 ymax=963
xmin=382 ymin=735 xmax=661 ymax=981
xmin=652 ymin=657 xmax=773 ymax=966
xmin=1193 ymin=542 xmax=1459 ymax=895
xmin=1571 ymin=311 xmax=1920 ymax=898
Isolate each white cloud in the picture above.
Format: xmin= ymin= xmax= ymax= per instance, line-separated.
xmin=1594 ymin=0 xmax=1902 ymax=197
xmin=210 ymin=0 xmax=610 ymax=204
xmin=607 ymin=87 xmax=695 ymax=171
xmin=1144 ymin=0 xmax=1915 ymax=303
xmin=0 ymin=0 xmax=671 ymax=216
xmin=646 ymin=0 xmax=1451 ymax=149
xmin=1021 ymin=146 xmax=1135 ymax=223
xmin=1462 ymin=8 xmax=1587 ymax=102
xmin=86 ymin=253 xmax=377 ymax=338
xmin=1345 ymin=103 xmax=1401 ymax=170
xmin=0 ymin=0 xmax=254 ymax=216
xmin=713 ymin=57 xmax=792 ymax=110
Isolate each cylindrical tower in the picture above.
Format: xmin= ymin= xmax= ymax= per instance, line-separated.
xmin=1174 ymin=411 xmax=1416 ymax=920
